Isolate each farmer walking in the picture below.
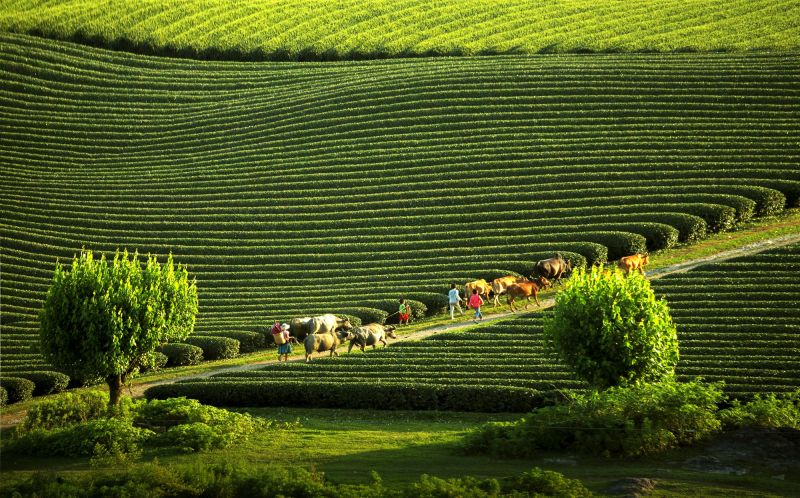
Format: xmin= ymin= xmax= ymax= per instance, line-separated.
xmin=448 ymin=283 xmax=464 ymax=320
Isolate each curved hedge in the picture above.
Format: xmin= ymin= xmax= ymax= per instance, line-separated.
xmin=182 ymin=336 xmax=240 ymax=360
xmin=157 ymin=343 xmax=204 ymax=366
xmin=0 ymin=386 xmax=7 ymax=407
xmin=196 ymin=331 xmax=265 ymax=353
xmin=339 ymin=307 xmax=389 ymax=325
xmin=0 ymin=377 xmax=36 ymax=403
xmin=14 ymin=371 xmax=70 ymax=396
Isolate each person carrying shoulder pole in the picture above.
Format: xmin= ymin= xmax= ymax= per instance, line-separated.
xmin=448 ymin=283 xmax=464 ymax=320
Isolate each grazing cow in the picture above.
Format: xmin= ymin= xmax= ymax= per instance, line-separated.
xmin=490 ymin=275 xmax=528 ymax=307
xmin=536 ymin=254 xmax=572 ymax=282
xmin=507 ymin=277 xmax=551 ymax=312
xmin=304 ymin=329 xmax=353 ymax=362
xmin=347 ymin=323 xmax=397 ymax=353
xmin=464 ymin=279 xmax=492 ymax=301
xmin=289 ymin=314 xmax=353 ymax=340
xmin=618 ymin=253 xmax=650 ymax=274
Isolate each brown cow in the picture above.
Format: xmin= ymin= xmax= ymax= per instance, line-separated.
xmin=507 ymin=277 xmax=550 ymax=312
xmin=618 ymin=253 xmax=650 ymax=274
xmin=465 ymin=279 xmax=492 ymax=301
xmin=490 ymin=275 xmax=528 ymax=307
xmin=304 ymin=329 xmax=353 ymax=362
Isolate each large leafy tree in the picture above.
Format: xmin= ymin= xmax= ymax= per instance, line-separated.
xmin=544 ymin=265 xmax=678 ymax=389
xmin=40 ymin=250 xmax=198 ymax=406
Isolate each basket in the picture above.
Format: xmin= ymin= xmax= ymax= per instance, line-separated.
xmin=272 ymin=330 xmax=287 ymax=345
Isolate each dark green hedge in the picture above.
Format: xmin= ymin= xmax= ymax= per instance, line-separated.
xmin=339 ymin=307 xmax=389 ymax=325
xmin=14 ymin=371 xmax=70 ymax=396
xmin=626 ymin=222 xmax=680 ymax=251
xmin=144 ymin=380 xmax=546 ymax=412
xmin=182 ymin=336 xmax=240 ymax=360
xmin=360 ymin=299 xmax=427 ymax=323
xmin=196 ymin=331 xmax=264 ymax=353
xmin=0 ymin=377 xmax=35 ymax=403
xmin=0 ymin=387 xmax=7 ymax=407
xmin=405 ymin=292 xmax=451 ymax=315
xmin=158 ymin=343 xmax=204 ymax=366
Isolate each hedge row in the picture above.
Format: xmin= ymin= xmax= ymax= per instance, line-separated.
xmin=157 ymin=343 xmax=204 ymax=366
xmin=194 ymin=330 xmax=264 ymax=353
xmin=12 ymin=371 xmax=70 ymax=396
xmin=0 ymin=377 xmax=36 ymax=404
xmin=145 ymin=380 xmax=549 ymax=412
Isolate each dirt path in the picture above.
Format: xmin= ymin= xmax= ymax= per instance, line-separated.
xmin=3 ymin=233 xmax=798 ymax=430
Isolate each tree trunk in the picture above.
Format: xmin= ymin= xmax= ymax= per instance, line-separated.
xmin=106 ymin=374 xmax=123 ymax=407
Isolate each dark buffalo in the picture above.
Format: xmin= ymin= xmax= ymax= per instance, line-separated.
xmin=535 ymin=254 xmax=572 ymax=282
xmin=348 ymin=323 xmax=397 ymax=353
xmin=304 ymin=329 xmax=353 ymax=362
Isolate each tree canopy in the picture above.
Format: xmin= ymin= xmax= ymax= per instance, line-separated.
xmin=544 ymin=266 xmax=679 ymax=389
xmin=39 ymin=250 xmax=198 ymax=405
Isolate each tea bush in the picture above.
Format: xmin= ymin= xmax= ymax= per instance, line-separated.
xmin=158 ymin=343 xmax=204 ymax=366
xmin=0 ymin=377 xmax=35 ymax=403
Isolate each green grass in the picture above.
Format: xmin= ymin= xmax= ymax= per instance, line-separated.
xmin=1 ymin=0 xmax=799 ymax=60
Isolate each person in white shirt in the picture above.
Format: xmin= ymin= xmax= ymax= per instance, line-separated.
xmin=448 ymin=283 xmax=465 ymax=320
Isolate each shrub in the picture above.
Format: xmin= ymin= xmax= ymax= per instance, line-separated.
xmin=158 ymin=343 xmax=204 ymax=366
xmin=404 ymin=292 xmax=451 ymax=315
xmin=144 ymin=351 xmax=170 ymax=371
xmin=339 ymin=313 xmax=363 ymax=328
xmin=197 ymin=331 xmax=264 ymax=353
xmin=582 ymin=231 xmax=647 ymax=261
xmin=629 ymin=222 xmax=680 ymax=251
xmin=7 ymin=417 xmax=153 ymax=457
xmin=361 ymin=299 xmax=427 ymax=323
xmin=182 ymin=336 xmax=239 ymax=360
xmin=14 ymin=371 xmax=70 ymax=396
xmin=20 ymin=391 xmax=111 ymax=432
xmin=505 ymin=467 xmax=593 ymax=497
xmin=339 ymin=307 xmax=389 ymax=325
xmin=718 ymin=390 xmax=800 ymax=430
xmin=0 ymin=377 xmax=35 ymax=403
xmin=463 ymin=380 xmax=724 ymax=458
xmin=544 ymin=266 xmax=679 ymax=389
xmin=0 ymin=387 xmax=7 ymax=407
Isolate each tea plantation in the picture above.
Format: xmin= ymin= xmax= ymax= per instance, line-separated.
xmin=1 ymin=0 xmax=798 ymax=59
xmin=145 ymin=243 xmax=800 ymax=411
xmin=1 ymin=4 xmax=799 ymax=399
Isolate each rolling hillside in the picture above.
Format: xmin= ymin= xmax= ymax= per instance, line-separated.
xmin=1 ymin=0 xmax=798 ymax=60
xmin=145 ymin=243 xmax=800 ymax=411
xmin=1 ymin=28 xmax=799 ymax=390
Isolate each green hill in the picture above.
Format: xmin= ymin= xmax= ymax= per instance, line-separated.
xmin=1 ymin=0 xmax=798 ymax=60
xmin=1 ymin=31 xmax=799 ymax=391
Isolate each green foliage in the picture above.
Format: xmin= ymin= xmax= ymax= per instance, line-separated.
xmin=340 ymin=307 xmax=390 ymax=325
xmin=0 ymin=377 xmax=35 ymax=403
xmin=157 ymin=343 xmax=204 ymax=366
xmin=718 ymin=390 xmax=800 ymax=430
xmin=0 ymin=386 xmax=7 ymax=407
xmin=463 ymin=380 xmax=725 ymax=457
xmin=14 ymin=371 xmax=70 ymax=395
xmin=39 ymin=249 xmax=198 ymax=404
xmin=197 ymin=330 xmax=265 ymax=353
xmin=544 ymin=266 xmax=679 ymax=389
xmin=6 ymin=417 xmax=153 ymax=458
xmin=182 ymin=336 xmax=240 ymax=360
xmin=362 ymin=299 xmax=427 ymax=323
xmin=20 ymin=391 xmax=111 ymax=432
xmin=142 ymin=351 xmax=169 ymax=372
xmin=0 ymin=459 xmax=590 ymax=497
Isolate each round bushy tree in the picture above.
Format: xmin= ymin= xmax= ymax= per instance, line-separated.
xmin=40 ymin=250 xmax=198 ymax=406
xmin=544 ymin=266 xmax=678 ymax=389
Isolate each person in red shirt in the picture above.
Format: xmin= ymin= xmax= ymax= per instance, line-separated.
xmin=468 ymin=289 xmax=484 ymax=322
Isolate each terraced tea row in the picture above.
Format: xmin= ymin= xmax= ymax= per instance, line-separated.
xmin=2 ymin=34 xmax=799 ymax=393
xmin=146 ymin=244 xmax=800 ymax=411
xmin=1 ymin=0 xmax=798 ymax=60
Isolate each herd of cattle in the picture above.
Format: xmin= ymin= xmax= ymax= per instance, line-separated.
xmin=285 ymin=253 xmax=649 ymax=361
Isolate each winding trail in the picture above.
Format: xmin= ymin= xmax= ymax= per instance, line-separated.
xmin=2 ymin=233 xmax=799 ymax=430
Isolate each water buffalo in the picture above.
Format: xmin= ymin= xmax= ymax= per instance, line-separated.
xmin=465 ymin=279 xmax=492 ymax=301
xmin=619 ymin=253 xmax=650 ymax=274
xmin=289 ymin=314 xmax=353 ymax=340
xmin=536 ymin=254 xmax=572 ymax=282
xmin=304 ymin=329 xmax=353 ymax=362
xmin=507 ymin=277 xmax=551 ymax=311
xmin=490 ymin=275 xmax=528 ymax=307
xmin=347 ymin=323 xmax=397 ymax=353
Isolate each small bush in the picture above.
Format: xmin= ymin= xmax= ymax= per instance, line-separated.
xmin=197 ymin=331 xmax=265 ymax=353
xmin=0 ymin=387 xmax=7 ymax=407
xmin=15 ymin=371 xmax=70 ymax=395
xmin=405 ymin=292 xmax=451 ymax=315
xmin=7 ymin=418 xmax=153 ymax=457
xmin=505 ymin=467 xmax=593 ymax=497
xmin=463 ymin=380 xmax=724 ymax=458
xmin=0 ymin=377 xmax=35 ymax=403
xmin=183 ymin=336 xmax=240 ymax=360
xmin=158 ymin=343 xmax=204 ymax=366
xmin=719 ymin=390 xmax=800 ymax=430
xmin=20 ymin=391 xmax=110 ymax=432
xmin=361 ymin=299 xmax=427 ymax=323
xmin=339 ymin=307 xmax=389 ymax=325
xmin=140 ymin=351 xmax=169 ymax=372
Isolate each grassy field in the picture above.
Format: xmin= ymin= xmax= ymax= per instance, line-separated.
xmin=2 ymin=30 xmax=800 ymax=394
xmin=1 ymin=0 xmax=798 ymax=60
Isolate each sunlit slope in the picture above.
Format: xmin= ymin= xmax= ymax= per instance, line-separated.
xmin=2 ymin=34 xmax=800 ymax=375
xmin=1 ymin=0 xmax=799 ymax=60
